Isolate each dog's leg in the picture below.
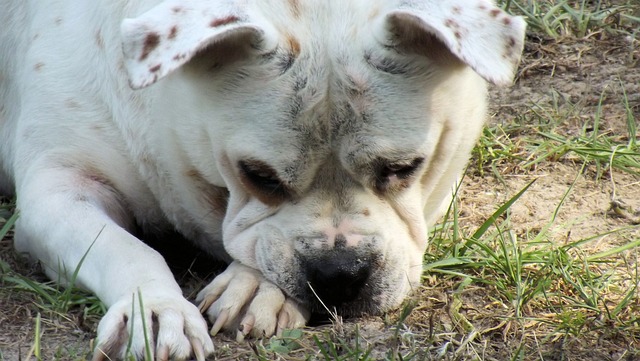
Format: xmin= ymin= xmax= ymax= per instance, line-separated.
xmin=197 ymin=262 xmax=309 ymax=339
xmin=13 ymin=166 xmax=214 ymax=360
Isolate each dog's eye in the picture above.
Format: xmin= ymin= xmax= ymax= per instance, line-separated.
xmin=238 ymin=160 xmax=290 ymax=204
xmin=376 ymin=157 xmax=424 ymax=192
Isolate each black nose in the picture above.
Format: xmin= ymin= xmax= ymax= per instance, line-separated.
xmin=305 ymin=253 xmax=371 ymax=307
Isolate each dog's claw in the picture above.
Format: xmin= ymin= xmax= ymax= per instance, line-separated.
xmin=237 ymin=313 xmax=255 ymax=341
xmin=191 ymin=338 xmax=206 ymax=361
xmin=235 ymin=329 xmax=245 ymax=343
xmin=210 ymin=308 xmax=229 ymax=336
xmin=276 ymin=310 xmax=289 ymax=337
xmin=198 ymin=294 xmax=218 ymax=313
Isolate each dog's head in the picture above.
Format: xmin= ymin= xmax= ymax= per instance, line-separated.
xmin=122 ymin=0 xmax=525 ymax=315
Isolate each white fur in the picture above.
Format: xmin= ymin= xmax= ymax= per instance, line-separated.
xmin=0 ymin=0 xmax=525 ymax=359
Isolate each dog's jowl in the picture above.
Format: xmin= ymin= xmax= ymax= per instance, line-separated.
xmin=0 ymin=0 xmax=525 ymax=359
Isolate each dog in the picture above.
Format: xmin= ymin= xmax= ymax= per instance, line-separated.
xmin=0 ymin=0 xmax=525 ymax=359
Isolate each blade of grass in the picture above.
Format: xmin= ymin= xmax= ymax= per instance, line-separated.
xmin=467 ymin=179 xmax=536 ymax=245
xmin=0 ymin=210 xmax=18 ymax=241
xmin=586 ymin=238 xmax=640 ymax=261
xmin=137 ymin=289 xmax=153 ymax=361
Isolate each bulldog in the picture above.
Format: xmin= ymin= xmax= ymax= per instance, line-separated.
xmin=0 ymin=0 xmax=525 ymax=359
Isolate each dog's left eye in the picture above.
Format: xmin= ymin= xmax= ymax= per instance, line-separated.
xmin=376 ymin=157 xmax=424 ymax=192
xmin=238 ymin=160 xmax=290 ymax=204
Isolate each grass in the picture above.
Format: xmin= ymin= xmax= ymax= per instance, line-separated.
xmin=499 ymin=0 xmax=640 ymax=38
xmin=428 ymin=175 xmax=639 ymax=339
xmin=1 ymin=0 xmax=640 ymax=360
xmin=0 ymin=216 xmax=105 ymax=320
xmin=474 ymin=81 xmax=640 ymax=184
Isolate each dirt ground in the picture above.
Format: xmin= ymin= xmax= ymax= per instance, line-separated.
xmin=1 ymin=14 xmax=639 ymax=361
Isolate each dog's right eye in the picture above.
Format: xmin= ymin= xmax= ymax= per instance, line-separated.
xmin=375 ymin=157 xmax=424 ymax=193
xmin=238 ymin=160 xmax=290 ymax=205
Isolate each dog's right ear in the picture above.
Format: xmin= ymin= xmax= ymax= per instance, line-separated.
xmin=121 ymin=0 xmax=276 ymax=89
xmin=379 ymin=0 xmax=526 ymax=86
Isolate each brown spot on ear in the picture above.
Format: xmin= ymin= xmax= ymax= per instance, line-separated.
xmin=210 ymin=15 xmax=239 ymax=27
xmin=286 ymin=35 xmax=301 ymax=57
xmin=186 ymin=169 xmax=229 ymax=217
xmin=149 ymin=64 xmax=162 ymax=72
xmin=288 ymin=0 xmax=301 ymax=18
xmin=452 ymin=6 xmax=462 ymax=14
xmin=507 ymin=36 xmax=516 ymax=47
xmin=140 ymin=33 xmax=161 ymax=61
xmin=490 ymin=9 xmax=501 ymax=17
xmin=172 ymin=6 xmax=183 ymax=13
xmin=362 ymin=209 xmax=370 ymax=217
xmin=444 ymin=18 xmax=456 ymax=28
xmin=33 ymin=62 xmax=44 ymax=71
xmin=502 ymin=17 xmax=512 ymax=26
xmin=173 ymin=53 xmax=187 ymax=61
xmin=168 ymin=26 xmax=178 ymax=39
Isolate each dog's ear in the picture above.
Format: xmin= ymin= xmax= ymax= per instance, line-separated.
xmin=382 ymin=0 xmax=526 ymax=85
xmin=121 ymin=0 xmax=275 ymax=89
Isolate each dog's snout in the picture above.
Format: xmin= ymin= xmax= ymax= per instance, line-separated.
xmin=305 ymin=253 xmax=371 ymax=306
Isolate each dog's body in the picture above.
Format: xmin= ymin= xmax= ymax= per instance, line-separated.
xmin=0 ymin=0 xmax=525 ymax=359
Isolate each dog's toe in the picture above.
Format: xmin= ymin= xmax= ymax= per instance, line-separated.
xmin=277 ymin=298 xmax=310 ymax=336
xmin=227 ymin=280 xmax=284 ymax=340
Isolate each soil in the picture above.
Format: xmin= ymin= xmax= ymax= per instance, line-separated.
xmin=1 ymin=15 xmax=639 ymax=361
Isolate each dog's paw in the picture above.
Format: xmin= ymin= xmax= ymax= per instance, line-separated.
xmin=92 ymin=291 xmax=214 ymax=361
xmin=196 ymin=262 xmax=310 ymax=340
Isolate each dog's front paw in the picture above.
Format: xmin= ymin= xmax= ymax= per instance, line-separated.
xmin=196 ymin=262 xmax=310 ymax=340
xmin=92 ymin=291 xmax=214 ymax=361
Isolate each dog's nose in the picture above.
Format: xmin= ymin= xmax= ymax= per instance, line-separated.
xmin=305 ymin=253 xmax=371 ymax=306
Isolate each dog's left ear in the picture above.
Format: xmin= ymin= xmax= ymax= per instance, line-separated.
xmin=382 ymin=0 xmax=526 ymax=85
xmin=121 ymin=0 xmax=275 ymax=89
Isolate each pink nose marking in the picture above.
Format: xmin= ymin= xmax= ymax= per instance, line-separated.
xmin=323 ymin=219 xmax=365 ymax=248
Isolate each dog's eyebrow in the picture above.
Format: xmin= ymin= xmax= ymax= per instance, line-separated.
xmin=363 ymin=51 xmax=411 ymax=75
xmin=276 ymin=52 xmax=296 ymax=74
xmin=261 ymin=47 xmax=296 ymax=74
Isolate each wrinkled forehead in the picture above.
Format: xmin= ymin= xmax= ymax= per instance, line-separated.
xmin=224 ymin=57 xmax=437 ymax=180
xmin=217 ymin=2 xmax=448 ymax=172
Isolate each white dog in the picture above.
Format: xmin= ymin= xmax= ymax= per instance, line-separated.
xmin=0 ymin=0 xmax=525 ymax=359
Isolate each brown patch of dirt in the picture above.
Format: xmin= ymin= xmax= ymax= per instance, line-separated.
xmin=479 ymin=26 xmax=640 ymax=247
xmin=461 ymin=164 xmax=640 ymax=245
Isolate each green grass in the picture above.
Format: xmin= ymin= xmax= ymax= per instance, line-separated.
xmin=0 ymin=231 xmax=105 ymax=320
xmin=0 ymin=200 xmax=105 ymax=360
xmin=499 ymin=0 xmax=640 ymax=38
xmin=523 ymin=87 xmax=640 ymax=178
xmin=428 ymin=177 xmax=639 ymax=332
xmin=473 ymin=83 xmax=640 ymax=183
